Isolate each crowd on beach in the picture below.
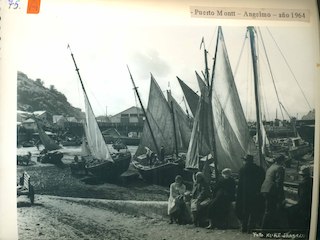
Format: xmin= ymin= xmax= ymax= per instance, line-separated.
xmin=167 ymin=154 xmax=313 ymax=235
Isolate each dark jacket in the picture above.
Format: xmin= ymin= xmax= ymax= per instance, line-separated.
xmin=212 ymin=177 xmax=236 ymax=203
xmin=236 ymin=162 xmax=265 ymax=218
xmin=297 ymin=176 xmax=313 ymax=214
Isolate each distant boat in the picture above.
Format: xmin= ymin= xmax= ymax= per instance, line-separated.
xmin=68 ymin=47 xmax=131 ymax=182
xmin=128 ymin=69 xmax=192 ymax=186
xmin=61 ymin=136 xmax=82 ymax=146
xmin=35 ymin=118 xmax=64 ymax=164
xmin=102 ymin=128 xmax=140 ymax=146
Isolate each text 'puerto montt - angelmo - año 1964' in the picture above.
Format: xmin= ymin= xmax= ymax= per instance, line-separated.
xmin=190 ymin=7 xmax=310 ymax=22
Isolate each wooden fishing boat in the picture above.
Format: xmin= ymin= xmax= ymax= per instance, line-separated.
xmin=131 ymin=159 xmax=184 ymax=186
xmin=103 ymin=128 xmax=140 ymax=146
xmin=128 ymin=69 xmax=192 ymax=186
xmin=35 ymin=119 xmax=64 ymax=164
xmin=288 ymin=137 xmax=312 ymax=159
xmin=68 ymin=47 xmax=131 ymax=182
xmin=178 ymin=28 xmax=257 ymax=181
xmin=61 ymin=137 xmax=82 ymax=146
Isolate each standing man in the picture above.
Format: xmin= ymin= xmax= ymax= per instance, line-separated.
xmin=260 ymin=154 xmax=285 ymax=230
xmin=287 ymin=165 xmax=313 ymax=230
xmin=236 ymin=154 xmax=265 ymax=233
xmin=145 ymin=147 xmax=152 ymax=166
xmin=160 ymin=145 xmax=165 ymax=162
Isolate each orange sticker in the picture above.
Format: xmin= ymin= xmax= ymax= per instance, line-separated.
xmin=27 ymin=0 xmax=41 ymax=14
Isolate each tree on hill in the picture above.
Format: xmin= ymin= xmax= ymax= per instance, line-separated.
xmin=35 ymin=78 xmax=44 ymax=86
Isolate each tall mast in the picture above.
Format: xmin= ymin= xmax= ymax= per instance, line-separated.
xmin=127 ymin=66 xmax=160 ymax=155
xmin=168 ymin=91 xmax=179 ymax=158
xmin=201 ymin=37 xmax=210 ymax=86
xmin=208 ymin=27 xmax=222 ymax=180
xmin=68 ymin=45 xmax=89 ymax=104
xmin=67 ymin=45 xmax=104 ymax=133
xmin=247 ymin=26 xmax=264 ymax=166
xmin=201 ymin=34 xmax=219 ymax=179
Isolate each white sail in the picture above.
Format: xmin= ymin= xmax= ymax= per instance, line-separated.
xmin=185 ymin=98 xmax=201 ymax=169
xmin=83 ymin=93 xmax=113 ymax=162
xmin=210 ymin=27 xmax=256 ymax=171
xmin=167 ymin=91 xmax=192 ymax=152
xmin=185 ymin=74 xmax=212 ymax=169
xmin=136 ymin=74 xmax=175 ymax=156
xmin=185 ymin=27 xmax=257 ymax=172
xmin=35 ymin=119 xmax=61 ymax=151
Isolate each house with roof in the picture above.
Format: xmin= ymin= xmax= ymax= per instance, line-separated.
xmin=17 ymin=110 xmax=32 ymax=123
xmin=109 ymin=106 xmax=144 ymax=124
xmin=22 ymin=118 xmax=37 ymax=131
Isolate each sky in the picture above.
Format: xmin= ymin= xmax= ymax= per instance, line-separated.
xmin=1 ymin=1 xmax=319 ymax=237
xmin=9 ymin=0 xmax=319 ymax=121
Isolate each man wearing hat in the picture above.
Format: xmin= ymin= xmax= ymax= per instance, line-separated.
xmin=260 ymin=154 xmax=286 ymax=230
xmin=236 ymin=154 xmax=265 ymax=233
xmin=287 ymin=165 xmax=313 ymax=230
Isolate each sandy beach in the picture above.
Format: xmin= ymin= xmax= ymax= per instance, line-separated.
xmin=15 ymin=147 xmax=252 ymax=240
xmin=17 ymin=195 xmax=252 ymax=240
xmin=15 ymin=146 xmax=310 ymax=240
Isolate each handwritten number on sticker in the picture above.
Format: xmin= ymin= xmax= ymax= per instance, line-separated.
xmin=8 ymin=0 xmax=19 ymax=9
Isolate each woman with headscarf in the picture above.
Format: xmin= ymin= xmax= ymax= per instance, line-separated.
xmin=191 ymin=172 xmax=212 ymax=227
xmin=207 ymin=168 xmax=236 ymax=229
xmin=168 ymin=175 xmax=187 ymax=224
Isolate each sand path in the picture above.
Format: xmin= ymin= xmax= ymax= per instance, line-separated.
xmin=17 ymin=195 xmax=251 ymax=240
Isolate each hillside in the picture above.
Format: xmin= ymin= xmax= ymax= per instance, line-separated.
xmin=17 ymin=71 xmax=82 ymax=118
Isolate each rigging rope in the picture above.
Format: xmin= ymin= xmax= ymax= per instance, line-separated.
xmin=258 ymin=28 xmax=285 ymax=121
xmin=234 ymin=30 xmax=249 ymax=76
xmin=266 ymin=27 xmax=312 ymax=110
xmin=255 ymin=33 xmax=270 ymax=122
xmin=207 ymin=27 xmax=218 ymax=60
xmin=258 ymin=64 xmax=271 ymax=121
xmin=84 ymin=80 xmax=106 ymax=117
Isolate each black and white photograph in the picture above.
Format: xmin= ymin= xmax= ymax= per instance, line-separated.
xmin=1 ymin=0 xmax=319 ymax=239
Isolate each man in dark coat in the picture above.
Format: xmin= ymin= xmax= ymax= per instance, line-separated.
xmin=160 ymin=146 xmax=165 ymax=162
xmin=287 ymin=165 xmax=313 ymax=230
xmin=236 ymin=154 xmax=265 ymax=233
xmin=260 ymin=154 xmax=285 ymax=230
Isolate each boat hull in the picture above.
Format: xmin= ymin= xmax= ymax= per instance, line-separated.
xmin=289 ymin=145 xmax=312 ymax=159
xmin=85 ymin=152 xmax=131 ymax=182
xmin=61 ymin=141 xmax=82 ymax=147
xmin=104 ymin=135 xmax=140 ymax=146
xmin=38 ymin=151 xmax=63 ymax=164
xmin=132 ymin=158 xmax=185 ymax=186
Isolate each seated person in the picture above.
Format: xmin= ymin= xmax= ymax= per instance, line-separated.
xmin=191 ymin=172 xmax=212 ymax=227
xmin=168 ymin=175 xmax=187 ymax=224
xmin=207 ymin=168 xmax=236 ymax=229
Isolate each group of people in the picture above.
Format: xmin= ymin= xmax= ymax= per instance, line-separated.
xmin=146 ymin=146 xmax=166 ymax=167
xmin=167 ymin=154 xmax=313 ymax=234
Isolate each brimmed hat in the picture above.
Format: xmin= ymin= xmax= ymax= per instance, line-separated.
xmin=221 ymin=168 xmax=232 ymax=177
xmin=299 ymin=165 xmax=310 ymax=176
xmin=242 ymin=154 xmax=254 ymax=162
